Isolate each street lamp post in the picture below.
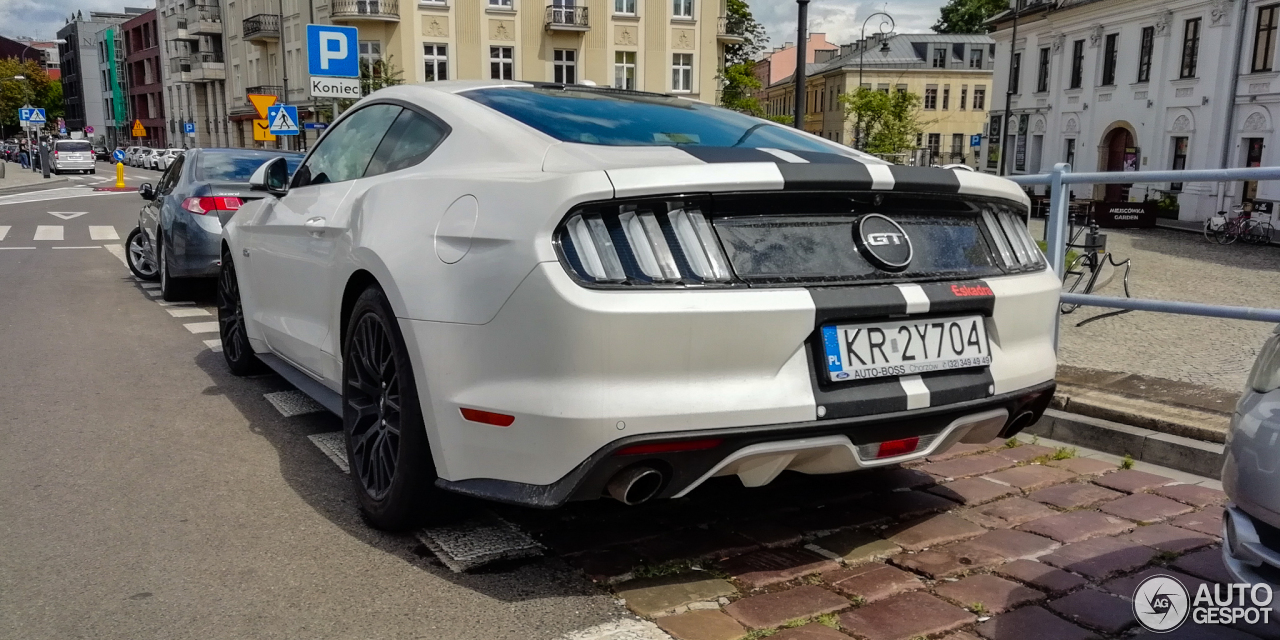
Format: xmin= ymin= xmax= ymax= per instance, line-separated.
xmin=856 ymin=12 xmax=895 ymax=150
xmin=792 ymin=0 xmax=809 ymax=130
xmin=998 ymin=2 xmax=1021 ymax=176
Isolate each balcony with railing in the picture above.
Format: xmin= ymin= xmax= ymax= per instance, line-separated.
xmin=330 ymin=0 xmax=400 ymax=22
xmin=545 ymin=5 xmax=589 ymax=31
xmin=245 ymin=85 xmax=284 ymax=105
xmin=188 ymin=5 xmax=222 ymax=35
xmin=171 ymin=51 xmax=224 ymax=82
xmin=242 ymin=14 xmax=280 ymax=42
xmin=717 ymin=16 xmax=745 ymax=43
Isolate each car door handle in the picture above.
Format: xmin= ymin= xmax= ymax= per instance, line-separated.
xmin=304 ymin=217 xmax=327 ymax=235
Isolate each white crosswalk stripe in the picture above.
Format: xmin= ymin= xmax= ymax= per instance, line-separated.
xmin=33 ymin=225 xmax=63 ymax=241
xmin=203 ymin=338 xmax=222 ymax=353
xmin=183 ymin=322 xmax=219 ymax=334
xmin=89 ymin=226 xmax=119 ymax=240
xmin=167 ymin=308 xmax=211 ymax=318
xmin=0 ymin=226 xmax=8 ymax=241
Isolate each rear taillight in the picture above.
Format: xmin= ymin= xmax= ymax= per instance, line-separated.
xmin=557 ymin=197 xmax=735 ymax=286
xmin=855 ymin=433 xmax=939 ymax=461
xmin=181 ymin=197 xmax=243 ymax=215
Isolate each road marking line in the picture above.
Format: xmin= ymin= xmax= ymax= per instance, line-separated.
xmin=48 ymin=211 xmax=88 ymax=220
xmin=140 ymin=283 xmax=159 ymax=289
xmin=0 ymin=246 xmax=36 ymax=250
xmin=89 ymin=225 xmax=119 ymax=240
xmin=183 ymin=321 xmax=219 ymax=333
xmin=156 ymin=300 xmax=194 ymax=306
xmin=0 ymin=187 xmax=117 ymax=207
xmin=556 ymin=620 xmax=672 ymax=640
xmin=0 ymin=225 xmax=8 ymax=241
xmin=264 ymin=390 xmax=326 ymax=417
xmin=203 ymin=338 xmax=222 ymax=353
xmin=104 ymin=243 xmax=127 ymax=266
xmin=167 ymin=308 xmax=211 ymax=317
xmin=307 ymin=432 xmax=350 ymax=473
xmin=146 ymin=290 xmax=162 ymax=297
xmin=51 ymin=246 xmax=101 ymax=249
xmin=33 ymin=225 xmax=63 ymax=241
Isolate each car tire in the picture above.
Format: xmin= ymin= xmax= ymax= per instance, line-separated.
xmin=217 ymin=250 xmax=264 ymax=376
xmin=125 ymin=227 xmax=160 ymax=281
xmin=343 ymin=286 xmax=447 ymax=531
xmin=158 ymin=238 xmax=187 ymax=301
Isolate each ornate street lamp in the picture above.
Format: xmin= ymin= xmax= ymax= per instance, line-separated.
xmin=856 ymin=12 xmax=895 ymax=150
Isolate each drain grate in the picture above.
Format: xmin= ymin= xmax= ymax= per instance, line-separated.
xmin=418 ymin=512 xmax=544 ymax=572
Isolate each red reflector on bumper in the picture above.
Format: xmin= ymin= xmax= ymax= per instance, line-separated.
xmin=460 ymin=408 xmax=515 ymax=427
xmin=877 ymin=436 xmax=920 ymax=459
xmin=614 ymin=438 xmax=723 ymax=456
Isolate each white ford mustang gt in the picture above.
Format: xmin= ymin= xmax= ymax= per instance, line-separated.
xmin=218 ymin=80 xmax=1058 ymax=530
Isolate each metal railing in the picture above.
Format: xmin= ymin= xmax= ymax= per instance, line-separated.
xmin=245 ymin=85 xmax=284 ymax=102
xmin=242 ymin=14 xmax=280 ymax=39
xmin=1008 ymin=164 xmax=1280 ymax=342
xmin=718 ymin=17 xmax=745 ymax=38
xmin=331 ymin=0 xmax=401 ymax=19
xmin=545 ymin=5 xmax=589 ymax=28
xmin=190 ymin=6 xmax=221 ymax=22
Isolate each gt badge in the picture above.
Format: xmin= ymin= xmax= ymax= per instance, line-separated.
xmin=854 ymin=214 xmax=913 ymax=272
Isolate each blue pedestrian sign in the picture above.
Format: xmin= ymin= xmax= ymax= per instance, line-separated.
xmin=112 ymin=149 xmax=126 ymax=163
xmin=970 ymin=134 xmax=982 ymax=147
xmin=18 ymin=107 xmax=45 ymax=125
xmin=184 ymin=121 xmax=196 ymax=136
xmin=267 ymin=105 xmax=300 ymax=135
xmin=306 ymin=24 xmax=359 ymax=78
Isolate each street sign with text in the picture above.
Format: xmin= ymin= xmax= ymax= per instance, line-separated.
xmin=306 ymin=24 xmax=359 ymax=78
xmin=132 ymin=120 xmax=146 ymax=137
xmin=309 ymin=76 xmax=361 ymax=99
xmin=184 ymin=122 xmax=196 ymax=137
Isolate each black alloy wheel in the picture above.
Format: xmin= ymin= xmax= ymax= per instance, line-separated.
xmin=343 ymin=287 xmax=442 ymax=530
xmin=216 ymin=252 xmax=262 ymax=375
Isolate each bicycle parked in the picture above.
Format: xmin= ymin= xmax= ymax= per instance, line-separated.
xmin=1203 ymin=206 xmax=1275 ymax=245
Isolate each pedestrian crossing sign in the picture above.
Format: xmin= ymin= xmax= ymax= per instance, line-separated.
xmin=267 ymin=105 xmax=300 ymax=135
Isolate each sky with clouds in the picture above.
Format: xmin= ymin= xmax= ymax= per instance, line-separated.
xmin=2 ymin=0 xmax=947 ymax=48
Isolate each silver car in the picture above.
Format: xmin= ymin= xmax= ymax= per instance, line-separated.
xmin=52 ymin=139 xmax=96 ymax=174
xmin=1223 ymin=325 xmax=1280 ymax=588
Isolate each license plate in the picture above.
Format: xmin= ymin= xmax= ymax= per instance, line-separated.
xmin=821 ymin=316 xmax=992 ymax=382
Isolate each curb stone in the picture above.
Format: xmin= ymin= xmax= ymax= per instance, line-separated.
xmin=1024 ymin=408 xmax=1224 ymax=478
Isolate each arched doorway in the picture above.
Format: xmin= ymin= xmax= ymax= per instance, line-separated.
xmin=1102 ymin=127 xmax=1134 ymax=202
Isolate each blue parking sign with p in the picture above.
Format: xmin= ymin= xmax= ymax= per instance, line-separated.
xmin=306 ymin=24 xmax=359 ymax=78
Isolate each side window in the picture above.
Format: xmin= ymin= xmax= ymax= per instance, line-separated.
xmin=157 ymin=154 xmax=184 ymax=194
xmin=364 ymin=108 xmax=448 ymax=178
xmin=292 ymin=104 xmax=401 ymax=188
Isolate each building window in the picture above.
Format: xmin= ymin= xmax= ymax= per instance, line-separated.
xmin=671 ymin=53 xmax=692 ymax=92
xmin=1010 ymin=52 xmax=1021 ymax=94
xmin=423 ymin=44 xmax=447 ymax=82
xmin=1101 ymin=33 xmax=1118 ymax=85
xmin=615 ymin=0 xmax=636 ymax=14
xmin=973 ymin=85 xmax=985 ymax=110
xmin=933 ymin=48 xmax=947 ymax=68
xmin=960 ymin=85 xmax=967 ymax=109
xmin=924 ymin=86 xmax=937 ymax=109
xmin=1065 ymin=138 xmax=1076 ymax=168
xmin=1254 ymin=5 xmax=1278 ymax=72
xmin=359 ymin=41 xmax=382 ymax=79
xmin=554 ymin=49 xmax=576 ymax=84
xmin=927 ymin=133 xmax=941 ymax=159
xmin=1069 ymin=40 xmax=1084 ymax=89
xmin=1181 ymin=18 xmax=1201 ymax=78
xmin=969 ymin=48 xmax=983 ymax=68
xmin=489 ymin=0 xmax=513 ymax=7
xmin=1137 ymin=26 xmax=1154 ymax=82
xmin=614 ymin=51 xmax=636 ymax=89
xmin=490 ymin=46 xmax=513 ymax=79
xmin=1036 ymin=47 xmax=1050 ymax=92
xmin=1170 ymin=136 xmax=1188 ymax=191
xmin=673 ymin=0 xmax=692 ymax=19
xmin=951 ymin=133 xmax=964 ymax=157
xmin=942 ymin=85 xmax=950 ymax=109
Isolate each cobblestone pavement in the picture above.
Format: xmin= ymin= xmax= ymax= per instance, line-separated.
xmin=507 ymin=435 xmax=1257 ymax=640
xmin=1031 ymin=220 xmax=1280 ymax=392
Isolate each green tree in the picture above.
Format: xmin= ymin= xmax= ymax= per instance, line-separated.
xmin=0 ymin=58 xmax=62 ymax=136
xmin=839 ymin=87 xmax=930 ymax=156
xmin=717 ymin=0 xmax=767 ymax=114
xmin=933 ymin=0 xmax=1008 ymax=34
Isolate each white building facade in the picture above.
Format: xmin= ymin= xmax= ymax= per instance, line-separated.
xmin=984 ymin=0 xmax=1280 ymax=221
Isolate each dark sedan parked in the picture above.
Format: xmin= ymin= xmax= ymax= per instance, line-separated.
xmin=125 ymin=148 xmax=303 ymax=300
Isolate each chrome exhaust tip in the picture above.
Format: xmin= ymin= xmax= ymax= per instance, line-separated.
xmin=1007 ymin=411 xmax=1038 ymax=433
xmin=606 ymin=466 xmax=664 ymax=505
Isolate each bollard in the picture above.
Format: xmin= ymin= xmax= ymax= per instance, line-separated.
xmin=115 ymin=162 xmax=125 ymax=189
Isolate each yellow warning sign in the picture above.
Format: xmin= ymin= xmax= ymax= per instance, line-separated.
xmin=131 ymin=120 xmax=146 ymax=137
xmin=253 ymin=119 xmax=276 ymax=142
xmin=247 ymin=94 xmax=278 ymax=120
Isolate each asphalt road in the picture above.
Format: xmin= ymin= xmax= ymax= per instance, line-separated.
xmin=0 ymin=163 xmax=625 ymax=640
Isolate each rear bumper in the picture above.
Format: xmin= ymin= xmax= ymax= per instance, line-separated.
xmin=54 ymin=159 xmax=95 ymax=170
xmin=436 ymin=381 xmax=1055 ymax=508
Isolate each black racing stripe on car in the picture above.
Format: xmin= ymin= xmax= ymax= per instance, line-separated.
xmin=810 ymin=285 xmax=908 ymax=327
xmin=678 ymin=147 xmax=782 ymax=164
xmin=777 ymin=163 xmax=876 ymax=191
xmin=921 ymin=369 xmax=995 ymax=407
xmin=917 ymin=280 xmax=997 ymax=316
xmin=785 ymin=150 xmax=863 ymax=164
xmin=816 ymin=377 xmax=910 ymax=419
xmin=887 ymin=166 xmax=962 ymax=193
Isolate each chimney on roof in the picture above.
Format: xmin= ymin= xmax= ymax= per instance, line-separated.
xmin=784 ymin=42 xmax=793 ymax=48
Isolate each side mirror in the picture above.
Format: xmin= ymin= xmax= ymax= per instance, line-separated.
xmin=139 ymin=183 xmax=155 ymax=200
xmin=249 ymin=157 xmax=290 ymax=195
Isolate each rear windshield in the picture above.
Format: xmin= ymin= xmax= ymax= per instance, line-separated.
xmin=196 ymin=151 xmax=303 ymax=182
xmin=464 ymin=86 xmax=853 ymax=155
xmin=56 ymin=141 xmax=92 ymax=152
